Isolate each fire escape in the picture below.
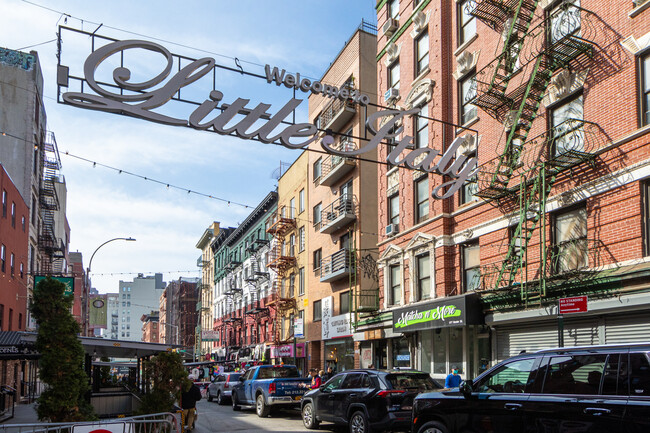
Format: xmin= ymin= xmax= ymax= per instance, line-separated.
xmin=223 ymin=253 xmax=243 ymax=350
xmin=468 ymin=0 xmax=608 ymax=307
xmin=38 ymin=132 xmax=64 ymax=275
xmin=244 ymin=238 xmax=270 ymax=344
xmin=266 ymin=212 xmax=297 ymax=345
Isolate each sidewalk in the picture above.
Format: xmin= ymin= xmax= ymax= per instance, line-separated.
xmin=2 ymin=402 xmax=40 ymax=424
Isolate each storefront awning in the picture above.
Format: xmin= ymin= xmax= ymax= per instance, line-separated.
xmin=391 ymin=293 xmax=484 ymax=333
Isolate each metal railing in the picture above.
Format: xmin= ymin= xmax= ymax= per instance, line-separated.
xmin=317 ymin=91 xmax=356 ymax=129
xmin=0 ymin=412 xmax=178 ymax=433
xmin=320 ymin=141 xmax=357 ymax=178
xmin=315 ymin=195 xmax=356 ymax=231
xmin=320 ymin=249 xmax=353 ymax=280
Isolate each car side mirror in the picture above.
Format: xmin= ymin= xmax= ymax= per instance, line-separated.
xmin=460 ymin=380 xmax=473 ymax=398
xmin=319 ymin=385 xmax=330 ymax=393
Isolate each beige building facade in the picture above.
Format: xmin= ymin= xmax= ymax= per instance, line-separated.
xmin=195 ymin=222 xmax=220 ymax=358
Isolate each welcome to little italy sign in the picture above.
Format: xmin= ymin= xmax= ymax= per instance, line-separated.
xmin=57 ymin=32 xmax=477 ymax=200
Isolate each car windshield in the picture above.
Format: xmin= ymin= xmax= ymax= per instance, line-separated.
xmin=257 ymin=366 xmax=300 ymax=379
xmin=386 ymin=373 xmax=440 ymax=391
xmin=227 ymin=373 xmax=242 ymax=381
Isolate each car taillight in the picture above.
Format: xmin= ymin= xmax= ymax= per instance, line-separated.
xmin=269 ymin=382 xmax=276 ymax=394
xmin=224 ymin=379 xmax=229 ymax=389
xmin=377 ymin=390 xmax=406 ymax=398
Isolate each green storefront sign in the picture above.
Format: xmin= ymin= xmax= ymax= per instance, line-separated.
xmin=34 ymin=276 xmax=75 ymax=297
xmin=392 ymin=293 xmax=483 ymax=332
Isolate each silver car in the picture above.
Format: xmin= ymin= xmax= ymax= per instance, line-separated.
xmin=208 ymin=372 xmax=243 ymax=405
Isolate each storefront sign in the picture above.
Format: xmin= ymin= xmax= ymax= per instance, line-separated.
xmin=59 ymin=37 xmax=478 ymax=201
xmin=271 ymin=343 xmax=305 ymax=358
xmin=202 ymin=330 xmax=219 ymax=341
xmin=559 ymin=295 xmax=588 ymax=314
xmin=322 ymin=296 xmax=352 ymax=339
xmin=392 ymin=293 xmax=484 ymax=332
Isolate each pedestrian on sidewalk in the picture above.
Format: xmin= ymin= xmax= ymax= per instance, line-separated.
xmin=445 ymin=366 xmax=462 ymax=389
xmin=181 ymin=374 xmax=202 ymax=431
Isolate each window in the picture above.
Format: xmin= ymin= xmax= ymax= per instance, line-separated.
xmin=416 ymin=253 xmax=431 ymax=300
xmin=415 ymin=177 xmax=429 ymax=223
xmin=299 ymin=188 xmax=305 ymax=213
xmin=461 ymin=150 xmax=478 ymax=204
xmin=388 ymin=0 xmax=399 ymax=19
xmin=19 ymin=263 xmax=23 ymax=279
xmin=0 ymin=245 xmax=5 ymax=273
xmin=1 ymin=190 xmax=5 ymax=217
xmin=553 ymin=206 xmax=587 ymax=272
xmin=462 ymin=242 xmax=480 ymax=292
xmin=290 ymin=198 xmax=296 ymax=219
xmin=340 ymin=179 xmax=353 ymax=200
xmin=389 ymin=194 xmax=399 ymax=225
xmin=340 ymin=291 xmax=350 ymax=315
xmin=630 ymin=352 xmax=650 ymax=396
xmin=415 ymin=31 xmax=429 ymax=76
xmin=289 ymin=274 xmax=295 ymax=298
xmin=389 ymin=264 xmax=401 ymax=306
xmin=299 ymin=267 xmax=305 ymax=295
xmin=11 ymin=202 xmax=15 ymax=227
xmin=459 ymin=72 xmax=477 ymax=124
xmin=641 ymin=53 xmax=650 ymax=126
xmin=21 ymin=216 xmax=25 ymax=232
xmin=313 ymin=300 xmax=322 ymax=322
xmin=289 ymin=234 xmax=296 ymax=257
xmin=29 ymin=245 xmax=34 ymax=273
xmin=549 ymin=0 xmax=581 ymax=45
xmin=414 ymin=105 xmax=428 ymax=148
xmin=313 ymin=203 xmax=322 ymax=228
xmin=9 ymin=253 xmax=14 ymax=276
xmin=475 ymin=358 xmax=536 ymax=393
xmin=389 ymin=61 xmax=400 ymax=91
xmin=18 ymin=313 xmax=22 ymax=330
xmin=551 ymin=95 xmax=584 ymax=158
xmin=299 ymin=226 xmax=305 ymax=252
xmin=31 ymin=196 xmax=36 ymax=224
xmin=542 ymin=354 xmax=607 ymax=395
xmin=314 ymin=248 xmax=322 ymax=270
xmin=313 ymin=158 xmax=322 ymax=181
xmin=458 ymin=0 xmax=476 ymax=46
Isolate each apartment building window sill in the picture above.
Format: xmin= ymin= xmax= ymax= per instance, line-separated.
xmin=630 ymin=1 xmax=650 ymax=18
xmin=454 ymin=33 xmax=478 ymax=57
xmin=457 ymin=116 xmax=480 ymax=134
xmin=413 ymin=67 xmax=431 ymax=84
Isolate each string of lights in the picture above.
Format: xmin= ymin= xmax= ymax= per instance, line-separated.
xmin=91 ymin=270 xmax=200 ymax=276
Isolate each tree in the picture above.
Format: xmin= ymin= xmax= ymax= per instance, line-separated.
xmin=30 ymin=277 xmax=96 ymax=422
xmin=137 ymin=351 xmax=188 ymax=414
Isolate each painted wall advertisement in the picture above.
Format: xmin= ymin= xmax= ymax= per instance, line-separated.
xmin=322 ymin=296 xmax=351 ymax=340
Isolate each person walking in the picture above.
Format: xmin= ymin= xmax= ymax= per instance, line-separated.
xmin=321 ymin=366 xmax=334 ymax=382
xmin=445 ymin=367 xmax=462 ymax=388
xmin=181 ymin=374 xmax=202 ymax=431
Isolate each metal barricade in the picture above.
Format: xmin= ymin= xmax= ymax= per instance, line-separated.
xmin=0 ymin=412 xmax=179 ymax=433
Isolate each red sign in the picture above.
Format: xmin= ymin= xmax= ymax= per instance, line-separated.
xmin=559 ymin=296 xmax=588 ymax=314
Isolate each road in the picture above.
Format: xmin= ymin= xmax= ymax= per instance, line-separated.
xmin=191 ymin=397 xmax=320 ymax=433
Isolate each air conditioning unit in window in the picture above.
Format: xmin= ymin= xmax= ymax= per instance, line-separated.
xmin=384 ymin=88 xmax=399 ymax=104
xmin=382 ymin=18 xmax=399 ymax=37
xmin=385 ymin=224 xmax=399 ymax=236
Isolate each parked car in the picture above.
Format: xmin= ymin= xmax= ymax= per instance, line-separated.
xmin=301 ymin=368 xmax=442 ymax=433
xmin=208 ymin=372 xmax=242 ymax=405
xmin=412 ymin=343 xmax=650 ymax=433
xmin=231 ymin=364 xmax=311 ymax=417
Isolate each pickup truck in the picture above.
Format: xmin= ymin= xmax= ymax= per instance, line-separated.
xmin=230 ymin=365 xmax=311 ymax=417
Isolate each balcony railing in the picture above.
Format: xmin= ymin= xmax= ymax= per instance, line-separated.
xmin=354 ymin=288 xmax=379 ymax=312
xmin=320 ymin=248 xmax=353 ymax=283
xmin=317 ymin=90 xmax=357 ymax=133
xmin=317 ymin=194 xmax=357 ymax=234
xmin=320 ymin=141 xmax=357 ymax=186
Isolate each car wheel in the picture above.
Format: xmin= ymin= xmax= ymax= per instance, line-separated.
xmin=207 ymin=391 xmax=213 ymax=402
xmin=349 ymin=410 xmax=372 ymax=433
xmin=232 ymin=393 xmax=241 ymax=411
xmin=418 ymin=421 xmax=448 ymax=433
xmin=302 ymin=402 xmax=319 ymax=429
xmin=256 ymin=394 xmax=271 ymax=417
xmin=216 ymin=391 xmax=224 ymax=405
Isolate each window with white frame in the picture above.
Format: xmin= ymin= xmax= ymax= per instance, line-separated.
xmin=551 ymin=94 xmax=584 ymax=157
xmin=389 ymin=194 xmax=400 ymax=225
xmin=553 ymin=205 xmax=588 ymax=273
xmin=415 ymin=31 xmax=429 ymax=76
xmin=462 ymin=241 xmax=480 ymax=292
xmin=290 ymin=198 xmax=296 ymax=219
xmin=415 ymin=105 xmax=428 ymax=148
xmin=389 ymin=264 xmax=402 ymax=306
xmin=299 ymin=226 xmax=305 ymax=252
xmin=299 ymin=188 xmax=305 ymax=213
xmin=313 ymin=202 xmax=322 ymax=228
xmin=388 ymin=0 xmax=399 ymax=19
xmin=415 ymin=177 xmax=429 ymax=223
xmin=641 ymin=52 xmax=650 ymax=126
xmin=461 ymin=150 xmax=478 ymax=204
xmin=389 ymin=61 xmax=400 ymax=91
xmin=458 ymin=0 xmax=476 ymax=46
xmin=299 ymin=267 xmax=305 ymax=295
xmin=416 ymin=253 xmax=431 ymax=300
xmin=459 ymin=72 xmax=477 ymax=125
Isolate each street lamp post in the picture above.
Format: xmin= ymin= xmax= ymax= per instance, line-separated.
xmin=86 ymin=237 xmax=136 ymax=336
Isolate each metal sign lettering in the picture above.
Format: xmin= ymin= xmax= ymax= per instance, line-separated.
xmin=59 ymin=36 xmax=477 ymax=200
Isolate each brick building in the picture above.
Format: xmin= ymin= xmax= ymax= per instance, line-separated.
xmin=372 ymin=0 xmax=650 ymax=382
xmin=141 ymin=311 xmax=159 ymax=343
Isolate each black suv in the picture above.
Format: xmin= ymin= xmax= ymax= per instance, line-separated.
xmin=412 ymin=343 xmax=650 ymax=433
xmin=301 ymin=369 xmax=441 ymax=433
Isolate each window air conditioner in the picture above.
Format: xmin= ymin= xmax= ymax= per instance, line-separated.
xmin=382 ymin=18 xmax=398 ymax=37
xmin=384 ymin=88 xmax=399 ymax=104
xmin=385 ymin=224 xmax=399 ymax=236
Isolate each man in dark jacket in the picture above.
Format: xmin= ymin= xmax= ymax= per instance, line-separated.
xmin=181 ymin=374 xmax=202 ymax=431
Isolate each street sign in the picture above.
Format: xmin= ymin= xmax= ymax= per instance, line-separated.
xmin=559 ymin=296 xmax=588 ymax=314
xmin=294 ymin=318 xmax=304 ymax=339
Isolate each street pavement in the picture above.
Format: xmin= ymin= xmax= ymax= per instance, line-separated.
xmin=192 ymin=398 xmax=318 ymax=433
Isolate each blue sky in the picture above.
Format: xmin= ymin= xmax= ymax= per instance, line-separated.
xmin=1 ymin=0 xmax=377 ymax=293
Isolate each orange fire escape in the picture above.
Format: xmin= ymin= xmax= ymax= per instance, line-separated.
xmin=266 ymin=212 xmax=297 ymax=345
